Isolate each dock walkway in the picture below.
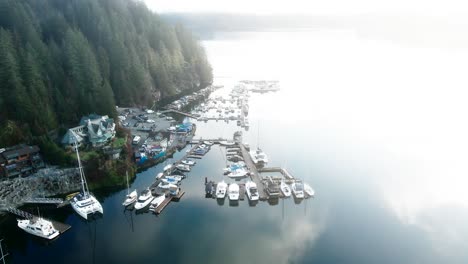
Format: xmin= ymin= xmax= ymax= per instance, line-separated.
xmin=161 ymin=109 xmax=198 ymax=119
xmin=239 ymin=144 xmax=267 ymax=200
xmin=23 ymin=198 xmax=64 ymax=205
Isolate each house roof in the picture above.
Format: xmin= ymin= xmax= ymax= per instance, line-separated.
xmin=1 ymin=145 xmax=40 ymax=159
xmin=61 ymin=130 xmax=84 ymax=144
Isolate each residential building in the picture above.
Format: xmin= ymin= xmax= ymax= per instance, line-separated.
xmin=0 ymin=145 xmax=45 ymax=178
xmin=62 ymin=114 xmax=116 ymax=149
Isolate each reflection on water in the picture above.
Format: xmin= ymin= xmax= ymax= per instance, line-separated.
xmin=1 ymin=28 xmax=468 ymax=263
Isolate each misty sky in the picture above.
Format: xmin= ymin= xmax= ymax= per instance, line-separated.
xmin=142 ymin=0 xmax=467 ymax=15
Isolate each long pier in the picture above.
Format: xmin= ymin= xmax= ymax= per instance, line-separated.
xmin=239 ymin=143 xmax=267 ymax=200
xmin=258 ymin=167 xmax=295 ymax=180
xmin=161 ymin=109 xmax=198 ymax=119
xmin=23 ymin=198 xmax=64 ymax=205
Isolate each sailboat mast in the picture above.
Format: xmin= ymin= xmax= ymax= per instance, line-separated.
xmin=126 ymin=171 xmax=129 ymax=195
xmin=73 ymin=136 xmax=88 ymax=196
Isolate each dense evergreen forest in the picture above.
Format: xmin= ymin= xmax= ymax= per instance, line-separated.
xmin=0 ymin=0 xmax=212 ymax=146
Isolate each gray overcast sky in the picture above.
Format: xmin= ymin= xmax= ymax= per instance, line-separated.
xmin=142 ymin=0 xmax=467 ymax=15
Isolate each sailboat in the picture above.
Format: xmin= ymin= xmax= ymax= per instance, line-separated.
xmin=70 ymin=137 xmax=104 ymax=220
xmin=122 ymin=171 xmax=137 ymax=207
xmin=249 ymin=121 xmax=268 ymax=165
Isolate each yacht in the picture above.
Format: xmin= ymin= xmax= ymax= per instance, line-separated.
xmin=181 ymin=159 xmax=196 ymax=166
xmin=227 ymin=168 xmax=248 ymax=179
xmin=157 ymin=181 xmax=178 ymax=190
xmin=176 ymin=164 xmax=191 ymax=172
xmin=228 ymin=183 xmax=240 ymax=201
xmin=123 ymin=171 xmax=137 ymax=207
xmin=161 ymin=177 xmax=180 ymax=185
xmin=163 ymin=164 xmax=173 ymax=172
xmin=149 ymin=195 xmax=166 ymax=212
xmin=17 ymin=217 xmax=60 ymax=240
xmin=216 ymin=180 xmax=228 ymax=199
xmin=245 ymin=181 xmax=259 ymax=201
xmin=165 ymin=175 xmax=184 ymax=182
xmin=249 ymin=148 xmax=269 ymax=165
xmin=134 ymin=189 xmax=154 ymax=210
xmin=291 ymin=182 xmax=305 ymax=199
xmin=70 ymin=137 xmax=103 ymax=219
xmin=304 ymin=183 xmax=315 ymax=197
xmin=280 ymin=181 xmax=292 ymax=198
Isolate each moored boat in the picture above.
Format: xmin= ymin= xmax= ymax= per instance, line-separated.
xmin=303 ymin=183 xmax=315 ymax=197
xmin=280 ymin=181 xmax=291 ymax=198
xmin=245 ymin=181 xmax=259 ymax=201
xmin=17 ymin=217 xmax=60 ymax=240
xmin=134 ymin=189 xmax=154 ymax=210
xmin=216 ymin=180 xmax=228 ymax=199
xmin=228 ymin=183 xmax=240 ymax=201
xmin=149 ymin=195 xmax=166 ymax=212
xmin=291 ymin=182 xmax=305 ymax=199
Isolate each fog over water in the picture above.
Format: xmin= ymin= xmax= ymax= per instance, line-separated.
xmin=1 ymin=19 xmax=468 ymax=264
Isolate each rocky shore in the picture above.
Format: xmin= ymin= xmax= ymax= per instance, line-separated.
xmin=0 ymin=167 xmax=81 ymax=211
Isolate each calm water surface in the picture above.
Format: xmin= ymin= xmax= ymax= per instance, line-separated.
xmin=2 ymin=29 xmax=468 ymax=263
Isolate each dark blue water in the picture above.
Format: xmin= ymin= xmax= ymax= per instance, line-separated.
xmin=2 ymin=30 xmax=468 ymax=264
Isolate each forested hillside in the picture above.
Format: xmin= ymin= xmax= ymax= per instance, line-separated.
xmin=0 ymin=0 xmax=212 ymax=145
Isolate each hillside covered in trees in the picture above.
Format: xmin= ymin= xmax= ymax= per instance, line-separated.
xmin=0 ymin=0 xmax=212 ymax=146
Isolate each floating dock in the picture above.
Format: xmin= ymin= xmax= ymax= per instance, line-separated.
xmin=23 ymin=197 xmax=64 ymax=205
xmin=239 ymin=143 xmax=268 ymax=200
xmin=154 ymin=191 xmax=185 ymax=214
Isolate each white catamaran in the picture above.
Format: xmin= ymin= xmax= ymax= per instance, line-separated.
xmin=70 ymin=137 xmax=104 ymax=219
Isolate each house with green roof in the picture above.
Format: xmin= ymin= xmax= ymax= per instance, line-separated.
xmin=62 ymin=114 xmax=116 ymax=149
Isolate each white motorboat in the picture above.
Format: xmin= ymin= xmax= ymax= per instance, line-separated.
xmin=203 ymin=141 xmax=214 ymax=146
xmin=280 ymin=181 xmax=292 ymax=198
xmin=249 ymin=148 xmax=269 ymax=165
xmin=70 ymin=136 xmax=103 ymax=219
xmin=245 ymin=181 xmax=259 ymax=201
xmin=219 ymin=140 xmax=236 ymax=146
xmin=155 ymin=172 xmax=164 ymax=180
xmin=149 ymin=195 xmax=166 ymax=212
xmin=227 ymin=168 xmax=248 ymax=179
xmin=161 ymin=178 xmax=180 ymax=185
xmin=17 ymin=217 xmax=60 ymax=240
xmin=304 ymin=183 xmax=315 ymax=197
xmin=291 ymin=182 xmax=305 ymax=199
xmin=158 ymin=181 xmax=178 ymax=190
xmin=176 ymin=164 xmax=191 ymax=172
xmin=134 ymin=189 xmax=154 ymax=210
xmin=228 ymin=183 xmax=240 ymax=201
xmin=216 ymin=180 xmax=228 ymax=199
xmin=165 ymin=175 xmax=184 ymax=182
xmin=163 ymin=164 xmax=173 ymax=172
xmin=181 ymin=159 xmax=196 ymax=166
xmin=123 ymin=171 xmax=137 ymax=207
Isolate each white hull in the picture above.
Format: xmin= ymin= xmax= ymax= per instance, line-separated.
xmin=291 ymin=183 xmax=304 ymax=199
xmin=227 ymin=169 xmax=248 ymax=179
xmin=149 ymin=195 xmax=166 ymax=212
xmin=135 ymin=196 xmax=154 ymax=210
xmin=17 ymin=218 xmax=60 ymax=240
xmin=304 ymin=183 xmax=315 ymax=197
xmin=216 ymin=181 xmax=228 ymax=199
xmin=280 ymin=182 xmax=292 ymax=198
xmin=249 ymin=149 xmax=269 ymax=165
xmin=245 ymin=181 xmax=259 ymax=201
xmin=123 ymin=189 xmax=138 ymax=207
xmin=228 ymin=184 xmax=240 ymax=201
xmin=71 ymin=193 xmax=103 ymax=220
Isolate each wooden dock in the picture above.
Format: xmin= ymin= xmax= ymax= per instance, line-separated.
xmin=258 ymin=167 xmax=295 ymax=180
xmin=154 ymin=191 xmax=185 ymax=214
xmin=161 ymin=109 xmax=198 ymax=119
xmin=239 ymin=143 xmax=268 ymax=200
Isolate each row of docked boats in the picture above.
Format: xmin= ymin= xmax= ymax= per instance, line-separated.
xmin=209 ymin=180 xmax=259 ymax=201
xmin=280 ymin=180 xmax=315 ymax=199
